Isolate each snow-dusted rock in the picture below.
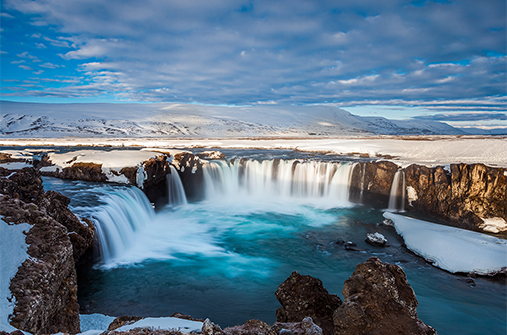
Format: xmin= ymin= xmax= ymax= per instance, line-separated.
xmin=365 ymin=232 xmax=387 ymax=246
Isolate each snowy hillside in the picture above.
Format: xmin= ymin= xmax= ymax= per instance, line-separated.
xmin=0 ymin=101 xmax=464 ymax=138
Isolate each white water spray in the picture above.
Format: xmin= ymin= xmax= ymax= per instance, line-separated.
xmin=202 ymin=159 xmax=356 ymax=205
xmin=166 ymin=165 xmax=187 ymax=206
xmin=92 ymin=187 xmax=155 ymax=266
xmin=388 ymin=170 xmax=406 ymax=212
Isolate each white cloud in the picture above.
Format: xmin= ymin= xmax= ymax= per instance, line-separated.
xmin=39 ymin=62 xmax=61 ymax=69
xmin=16 ymin=52 xmax=41 ymax=62
xmin=19 ymin=65 xmax=33 ymax=71
xmin=2 ymin=0 xmax=505 ymax=109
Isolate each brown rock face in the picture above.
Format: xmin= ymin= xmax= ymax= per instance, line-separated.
xmin=37 ymin=190 xmax=95 ymax=262
xmin=1 ymin=167 xmax=95 ymax=262
xmin=333 ymin=257 xmax=436 ymax=335
xmin=222 ymin=319 xmax=277 ymax=335
xmin=404 ymin=163 xmax=507 ymax=232
xmin=2 ymin=196 xmax=80 ymax=334
xmin=0 ymin=167 xmax=44 ymax=203
xmin=275 ymin=271 xmax=342 ymax=335
xmin=1 ymin=167 xmax=94 ymax=334
xmin=60 ymin=162 xmax=108 ymax=182
xmin=349 ymin=161 xmax=399 ymax=207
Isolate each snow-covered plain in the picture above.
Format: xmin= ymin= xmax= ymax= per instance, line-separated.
xmin=2 ymin=137 xmax=507 ymax=168
xmin=1 ymin=101 xmax=468 ymax=138
xmin=384 ymin=212 xmax=507 ymax=275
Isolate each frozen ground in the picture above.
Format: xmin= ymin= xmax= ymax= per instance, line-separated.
xmin=384 ymin=212 xmax=507 ymax=275
xmin=2 ymin=137 xmax=507 ymax=168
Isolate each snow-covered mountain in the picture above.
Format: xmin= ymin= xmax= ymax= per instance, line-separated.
xmin=0 ymin=101 xmax=465 ymax=137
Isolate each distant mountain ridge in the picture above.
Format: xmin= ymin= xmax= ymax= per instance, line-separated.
xmin=0 ymin=100 xmax=473 ymax=137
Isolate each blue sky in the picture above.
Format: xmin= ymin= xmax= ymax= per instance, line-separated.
xmin=1 ymin=0 xmax=506 ymax=128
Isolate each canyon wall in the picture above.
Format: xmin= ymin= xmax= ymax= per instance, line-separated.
xmin=349 ymin=161 xmax=507 ymax=233
xmin=0 ymin=167 xmax=94 ymax=334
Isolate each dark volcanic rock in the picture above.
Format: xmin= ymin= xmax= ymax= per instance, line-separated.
xmin=172 ymin=152 xmax=205 ymax=201
xmin=349 ymin=161 xmax=398 ymax=207
xmin=2 ymin=196 xmax=80 ymax=334
xmin=139 ymin=155 xmax=171 ymax=205
xmin=333 ymin=257 xmax=436 ymax=335
xmin=275 ymin=271 xmax=342 ymax=335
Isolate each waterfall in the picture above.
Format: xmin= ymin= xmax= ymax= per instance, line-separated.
xmin=202 ymin=159 xmax=355 ymax=204
xmin=166 ymin=165 xmax=187 ymax=206
xmin=359 ymin=163 xmax=366 ymax=203
xmin=388 ymin=170 xmax=406 ymax=211
xmin=91 ymin=186 xmax=155 ymax=266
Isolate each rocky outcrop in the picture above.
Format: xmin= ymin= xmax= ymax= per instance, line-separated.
xmin=404 ymin=163 xmax=507 ymax=232
xmin=349 ymin=161 xmax=399 ymax=207
xmin=274 ymin=258 xmax=436 ymax=335
xmin=1 ymin=167 xmax=95 ymax=261
xmin=1 ymin=167 xmax=94 ymax=334
xmin=275 ymin=271 xmax=342 ymax=335
xmin=333 ymin=257 xmax=436 ymax=335
xmin=172 ymin=152 xmax=206 ymax=201
xmin=1 ymin=196 xmax=80 ymax=334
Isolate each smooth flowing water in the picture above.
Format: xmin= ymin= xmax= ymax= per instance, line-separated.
xmin=42 ymin=157 xmax=506 ymax=335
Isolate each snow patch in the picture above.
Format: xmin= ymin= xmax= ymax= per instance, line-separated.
xmin=115 ymin=317 xmax=203 ymax=333
xmin=0 ymin=162 xmax=33 ymax=170
xmin=79 ymin=314 xmax=116 ymax=333
xmin=480 ymin=217 xmax=507 ymax=234
xmin=406 ymin=186 xmax=418 ymax=206
xmin=0 ymin=218 xmax=32 ymax=332
xmin=384 ymin=212 xmax=507 ymax=275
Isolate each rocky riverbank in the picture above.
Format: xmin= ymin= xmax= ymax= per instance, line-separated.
xmin=1 ymin=167 xmax=94 ymax=334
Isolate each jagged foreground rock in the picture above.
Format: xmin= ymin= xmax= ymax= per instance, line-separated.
xmin=274 ymin=257 xmax=436 ymax=335
xmin=1 ymin=167 xmax=94 ymax=334
xmin=333 ymin=257 xmax=436 ymax=335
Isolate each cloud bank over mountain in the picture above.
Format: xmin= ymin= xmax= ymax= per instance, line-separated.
xmin=1 ymin=0 xmax=505 ymax=126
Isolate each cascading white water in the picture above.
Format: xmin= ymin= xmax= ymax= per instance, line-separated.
xmin=388 ymin=170 xmax=406 ymax=211
xmin=166 ymin=165 xmax=187 ymax=206
xmin=202 ymin=159 xmax=356 ymax=205
xmin=91 ymin=186 xmax=155 ymax=266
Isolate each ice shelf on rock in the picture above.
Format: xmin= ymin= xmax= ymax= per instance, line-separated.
xmin=384 ymin=212 xmax=507 ymax=275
